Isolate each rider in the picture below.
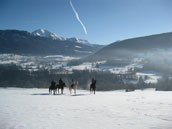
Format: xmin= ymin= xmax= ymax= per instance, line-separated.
xmin=91 ymin=78 xmax=96 ymax=86
xmin=94 ymin=79 xmax=96 ymax=86
xmin=51 ymin=80 xmax=56 ymax=86
xmin=71 ymin=79 xmax=74 ymax=88
xmin=59 ymin=78 xmax=63 ymax=85
xmin=91 ymin=78 xmax=95 ymax=84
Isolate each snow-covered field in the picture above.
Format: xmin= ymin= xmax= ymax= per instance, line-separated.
xmin=0 ymin=88 xmax=172 ymax=129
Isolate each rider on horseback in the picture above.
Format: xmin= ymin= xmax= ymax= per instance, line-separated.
xmin=59 ymin=78 xmax=63 ymax=85
xmin=90 ymin=78 xmax=96 ymax=94
xmin=49 ymin=80 xmax=56 ymax=94
xmin=51 ymin=80 xmax=56 ymax=86
xmin=91 ymin=78 xmax=96 ymax=85
xmin=71 ymin=79 xmax=74 ymax=88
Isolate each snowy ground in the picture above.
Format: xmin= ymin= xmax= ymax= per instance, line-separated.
xmin=0 ymin=88 xmax=172 ymax=129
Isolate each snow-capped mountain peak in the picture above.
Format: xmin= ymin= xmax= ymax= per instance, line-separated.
xmin=32 ymin=29 xmax=92 ymax=45
xmin=40 ymin=29 xmax=45 ymax=33
xmin=32 ymin=29 xmax=65 ymax=41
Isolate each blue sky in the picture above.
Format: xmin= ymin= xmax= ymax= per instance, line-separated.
xmin=1 ymin=0 xmax=172 ymax=45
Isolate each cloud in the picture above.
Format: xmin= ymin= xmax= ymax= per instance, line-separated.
xmin=70 ymin=0 xmax=87 ymax=35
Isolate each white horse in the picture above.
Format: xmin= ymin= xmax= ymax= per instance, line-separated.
xmin=69 ymin=80 xmax=78 ymax=94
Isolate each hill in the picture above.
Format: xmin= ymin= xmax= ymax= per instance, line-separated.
xmin=86 ymin=32 xmax=172 ymax=61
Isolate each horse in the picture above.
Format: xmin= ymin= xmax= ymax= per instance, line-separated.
xmin=69 ymin=81 xmax=78 ymax=94
xmin=49 ymin=83 xmax=57 ymax=95
xmin=56 ymin=82 xmax=66 ymax=94
xmin=90 ymin=80 xmax=96 ymax=94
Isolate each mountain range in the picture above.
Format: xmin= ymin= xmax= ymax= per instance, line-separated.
xmin=32 ymin=29 xmax=91 ymax=45
xmin=1 ymin=29 xmax=172 ymax=61
xmin=0 ymin=29 xmax=103 ymax=56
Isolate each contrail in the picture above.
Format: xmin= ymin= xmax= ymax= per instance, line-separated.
xmin=70 ymin=0 xmax=87 ymax=35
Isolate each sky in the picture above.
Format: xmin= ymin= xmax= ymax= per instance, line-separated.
xmin=0 ymin=0 xmax=172 ymax=45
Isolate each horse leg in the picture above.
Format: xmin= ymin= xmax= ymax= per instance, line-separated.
xmin=58 ymin=88 xmax=59 ymax=94
xmin=94 ymin=89 xmax=95 ymax=94
xmin=69 ymin=88 xmax=71 ymax=94
xmin=74 ymin=88 xmax=76 ymax=94
xmin=61 ymin=89 xmax=63 ymax=94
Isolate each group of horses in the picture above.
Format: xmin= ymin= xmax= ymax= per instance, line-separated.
xmin=49 ymin=80 xmax=96 ymax=95
xmin=49 ymin=82 xmax=67 ymax=95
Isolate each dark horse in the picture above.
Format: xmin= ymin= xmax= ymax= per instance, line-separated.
xmin=90 ymin=80 xmax=96 ymax=94
xmin=49 ymin=81 xmax=57 ymax=95
xmin=56 ymin=82 xmax=66 ymax=94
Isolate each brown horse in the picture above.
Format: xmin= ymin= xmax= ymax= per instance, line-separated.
xmin=56 ymin=82 xmax=66 ymax=94
xmin=90 ymin=80 xmax=96 ymax=94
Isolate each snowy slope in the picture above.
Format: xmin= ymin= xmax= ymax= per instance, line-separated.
xmin=0 ymin=88 xmax=172 ymax=129
xmin=32 ymin=29 xmax=65 ymax=40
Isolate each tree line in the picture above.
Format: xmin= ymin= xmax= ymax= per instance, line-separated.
xmin=0 ymin=64 xmax=171 ymax=91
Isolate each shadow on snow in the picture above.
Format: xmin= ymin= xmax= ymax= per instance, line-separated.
xmin=31 ymin=93 xmax=64 ymax=96
xmin=71 ymin=94 xmax=89 ymax=96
